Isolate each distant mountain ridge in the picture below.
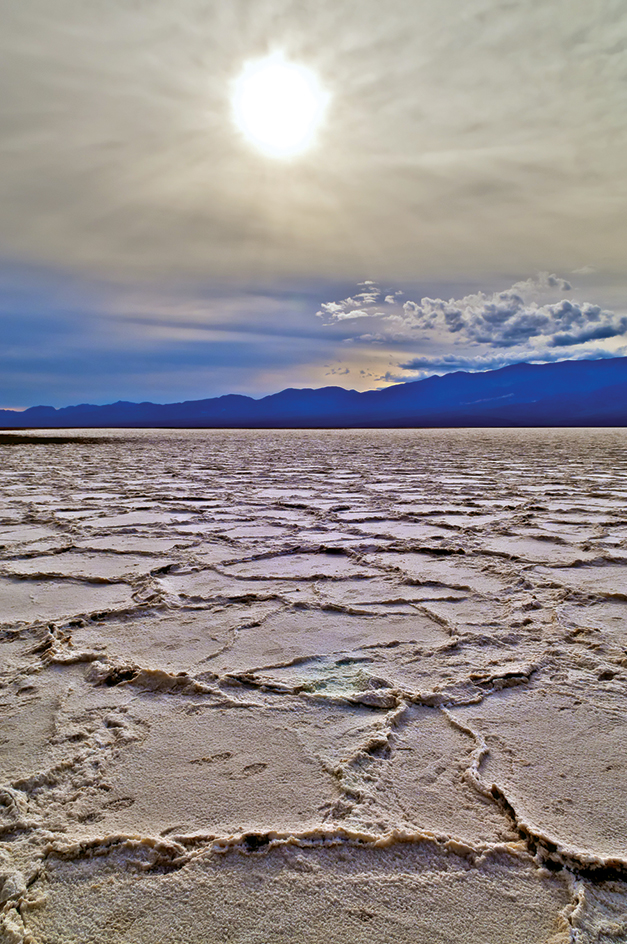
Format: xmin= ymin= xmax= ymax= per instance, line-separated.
xmin=3 ymin=357 xmax=627 ymax=428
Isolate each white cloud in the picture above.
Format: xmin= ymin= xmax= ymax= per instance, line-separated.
xmin=317 ymin=274 xmax=627 ymax=351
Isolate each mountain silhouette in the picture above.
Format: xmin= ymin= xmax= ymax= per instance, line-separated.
xmin=2 ymin=357 xmax=627 ymax=428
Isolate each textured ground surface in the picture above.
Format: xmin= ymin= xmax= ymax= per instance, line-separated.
xmin=1 ymin=427 xmax=626 ymax=943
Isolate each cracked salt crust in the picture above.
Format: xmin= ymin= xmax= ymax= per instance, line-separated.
xmin=454 ymin=687 xmax=627 ymax=861
xmin=213 ymin=608 xmax=447 ymax=674
xmin=1 ymin=427 xmax=627 ymax=942
xmin=0 ymin=578 xmax=136 ymax=626
xmin=22 ymin=843 xmax=572 ymax=944
xmin=2 ymin=552 xmax=167 ymax=581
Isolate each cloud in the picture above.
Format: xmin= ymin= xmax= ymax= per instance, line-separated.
xmin=397 ymin=347 xmax=627 ymax=376
xmin=413 ymin=296 xmax=627 ymax=348
xmin=510 ymin=273 xmax=572 ymax=294
xmin=317 ymin=274 xmax=627 ymax=350
xmin=317 ymin=282 xmax=387 ymax=321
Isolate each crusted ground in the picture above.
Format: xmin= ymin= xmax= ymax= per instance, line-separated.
xmin=1 ymin=427 xmax=626 ymax=943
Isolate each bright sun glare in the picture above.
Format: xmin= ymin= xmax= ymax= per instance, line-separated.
xmin=232 ymin=55 xmax=329 ymax=159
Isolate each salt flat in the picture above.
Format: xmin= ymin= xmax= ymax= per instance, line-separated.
xmin=1 ymin=427 xmax=626 ymax=943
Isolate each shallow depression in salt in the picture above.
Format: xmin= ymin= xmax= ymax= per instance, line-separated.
xmin=1 ymin=427 xmax=627 ymax=942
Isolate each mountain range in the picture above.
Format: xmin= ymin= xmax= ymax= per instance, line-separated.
xmin=2 ymin=357 xmax=627 ymax=428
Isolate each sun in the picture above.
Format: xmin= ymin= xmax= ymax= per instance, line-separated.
xmin=232 ymin=55 xmax=330 ymax=159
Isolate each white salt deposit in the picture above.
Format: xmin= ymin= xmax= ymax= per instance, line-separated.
xmin=1 ymin=427 xmax=626 ymax=942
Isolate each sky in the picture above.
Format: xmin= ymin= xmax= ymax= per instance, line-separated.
xmin=1 ymin=0 xmax=627 ymax=408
